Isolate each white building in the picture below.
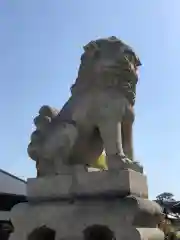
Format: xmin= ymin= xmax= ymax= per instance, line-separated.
xmin=0 ymin=169 xmax=27 ymax=221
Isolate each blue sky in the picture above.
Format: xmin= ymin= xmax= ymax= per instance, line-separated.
xmin=0 ymin=0 xmax=180 ymax=199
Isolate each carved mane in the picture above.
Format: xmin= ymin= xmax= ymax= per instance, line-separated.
xmin=71 ymin=36 xmax=141 ymax=105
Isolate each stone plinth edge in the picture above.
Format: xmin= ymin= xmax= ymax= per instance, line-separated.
xmin=126 ymin=196 xmax=163 ymax=227
xmin=27 ymin=169 xmax=148 ymax=200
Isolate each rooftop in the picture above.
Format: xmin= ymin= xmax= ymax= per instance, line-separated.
xmin=0 ymin=169 xmax=26 ymax=184
xmin=0 ymin=168 xmax=27 ymax=196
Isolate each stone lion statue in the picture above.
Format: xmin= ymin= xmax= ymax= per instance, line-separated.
xmin=27 ymin=36 xmax=142 ymax=176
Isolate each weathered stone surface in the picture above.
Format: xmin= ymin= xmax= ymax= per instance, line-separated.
xmin=73 ymin=169 xmax=148 ymax=198
xmin=27 ymin=169 xmax=148 ymax=200
xmin=136 ymin=228 xmax=164 ymax=240
xmin=27 ymin=36 xmax=142 ymax=177
xmin=9 ymin=200 xmax=163 ymax=240
xmin=27 ymin=174 xmax=73 ymax=200
xmin=9 ymin=228 xmax=164 ymax=240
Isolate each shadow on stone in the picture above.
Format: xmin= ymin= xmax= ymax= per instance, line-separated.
xmin=83 ymin=224 xmax=116 ymax=240
xmin=28 ymin=226 xmax=55 ymax=240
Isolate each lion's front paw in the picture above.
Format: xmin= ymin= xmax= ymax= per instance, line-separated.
xmin=122 ymin=158 xmax=143 ymax=173
xmin=107 ymin=155 xmax=143 ymax=173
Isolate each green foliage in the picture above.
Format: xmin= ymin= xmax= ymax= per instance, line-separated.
xmin=156 ymin=192 xmax=175 ymax=202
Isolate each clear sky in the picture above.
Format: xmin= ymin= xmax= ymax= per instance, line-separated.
xmin=0 ymin=0 xmax=180 ymax=199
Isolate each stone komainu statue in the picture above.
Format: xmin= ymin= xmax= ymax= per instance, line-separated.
xmin=28 ymin=36 xmax=142 ymax=176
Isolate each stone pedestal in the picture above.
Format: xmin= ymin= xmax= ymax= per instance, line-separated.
xmin=9 ymin=168 xmax=164 ymax=240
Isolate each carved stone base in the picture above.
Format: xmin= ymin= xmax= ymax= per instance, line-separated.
xmin=9 ymin=169 xmax=163 ymax=240
xmin=9 ymin=198 xmax=164 ymax=240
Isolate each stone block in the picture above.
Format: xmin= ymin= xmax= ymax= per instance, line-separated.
xmin=27 ymin=169 xmax=148 ymax=201
xmin=73 ymin=169 xmax=148 ymax=198
xmin=27 ymin=174 xmax=73 ymax=200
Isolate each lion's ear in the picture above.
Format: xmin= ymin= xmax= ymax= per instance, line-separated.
xmin=83 ymin=41 xmax=99 ymax=55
